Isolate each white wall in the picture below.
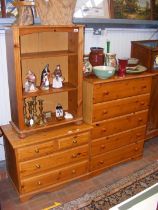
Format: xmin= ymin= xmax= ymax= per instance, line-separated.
xmin=0 ymin=29 xmax=11 ymax=161
xmin=0 ymin=27 xmax=158 ymax=160
xmin=84 ymin=28 xmax=158 ymax=58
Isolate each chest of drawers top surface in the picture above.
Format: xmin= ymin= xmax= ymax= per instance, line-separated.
xmin=1 ymin=123 xmax=92 ymax=149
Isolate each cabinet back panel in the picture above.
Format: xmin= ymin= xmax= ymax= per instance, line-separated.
xmin=20 ymin=32 xmax=68 ymax=53
xmin=22 ymin=57 xmax=68 ymax=86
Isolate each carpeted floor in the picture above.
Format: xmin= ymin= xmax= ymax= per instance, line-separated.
xmin=53 ymin=161 xmax=158 ymax=210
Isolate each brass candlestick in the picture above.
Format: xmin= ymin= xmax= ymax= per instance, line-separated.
xmin=32 ymin=96 xmax=38 ymax=124
xmin=38 ymin=99 xmax=45 ymax=125
xmin=27 ymin=100 xmax=35 ymax=127
xmin=23 ymin=99 xmax=29 ymax=126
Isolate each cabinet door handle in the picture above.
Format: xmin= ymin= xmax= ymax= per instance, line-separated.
xmin=35 ymin=164 xmax=41 ymax=169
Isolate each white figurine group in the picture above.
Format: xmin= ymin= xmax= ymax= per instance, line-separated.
xmin=24 ymin=64 xmax=64 ymax=92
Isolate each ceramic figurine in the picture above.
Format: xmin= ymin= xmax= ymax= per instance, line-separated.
xmin=24 ymin=70 xmax=38 ymax=92
xmin=40 ymin=64 xmax=50 ymax=90
xmin=64 ymin=112 xmax=73 ymax=120
xmin=55 ymin=104 xmax=64 ymax=120
xmin=83 ymin=56 xmax=92 ymax=76
xmin=52 ymin=64 xmax=64 ymax=88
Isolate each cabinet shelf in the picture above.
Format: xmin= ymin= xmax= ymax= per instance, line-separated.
xmin=21 ymin=50 xmax=77 ymax=60
xmin=23 ymin=82 xmax=77 ymax=98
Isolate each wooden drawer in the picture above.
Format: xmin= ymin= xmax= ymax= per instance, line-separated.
xmin=91 ymin=126 xmax=146 ymax=156
xmin=93 ymin=77 xmax=151 ymax=104
xmin=17 ymin=140 xmax=58 ymax=161
xmin=93 ymin=94 xmax=150 ymax=122
xmin=90 ymin=141 xmax=144 ymax=172
xmin=92 ymin=110 xmax=148 ymax=139
xmin=58 ymin=132 xmax=90 ymax=150
xmin=19 ymin=144 xmax=89 ymax=178
xmin=20 ymin=161 xmax=88 ymax=193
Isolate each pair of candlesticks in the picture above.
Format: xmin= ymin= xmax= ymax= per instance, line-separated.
xmin=23 ymin=97 xmax=45 ymax=127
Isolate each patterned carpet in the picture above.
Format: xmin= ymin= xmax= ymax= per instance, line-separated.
xmin=55 ymin=161 xmax=158 ymax=210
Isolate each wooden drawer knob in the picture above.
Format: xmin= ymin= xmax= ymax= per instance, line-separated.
xmin=102 ymin=128 xmax=107 ymax=132
xmin=35 ymin=148 xmax=39 ymax=153
xmin=103 ymin=110 xmax=108 ymax=115
xmin=140 ymin=101 xmax=145 ymax=105
xmin=35 ymin=164 xmax=41 ymax=169
xmin=72 ymin=169 xmax=76 ymax=174
xmin=72 ymin=154 xmax=77 ymax=158
xmin=103 ymin=90 xmax=109 ymax=95
xmin=138 ymin=118 xmax=143 ymax=122
xmin=136 ymin=133 xmax=141 ymax=137
xmin=101 ymin=144 xmax=105 ymax=149
xmin=99 ymin=160 xmax=104 ymax=164
xmin=135 ymin=147 xmax=138 ymax=151
xmin=73 ymin=139 xmax=78 ymax=144
xmin=37 ymin=181 xmax=41 ymax=185
xmin=141 ymin=85 xmax=147 ymax=89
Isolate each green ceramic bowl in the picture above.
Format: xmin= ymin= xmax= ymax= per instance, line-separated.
xmin=93 ymin=66 xmax=115 ymax=79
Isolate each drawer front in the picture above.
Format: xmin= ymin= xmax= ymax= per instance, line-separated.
xmin=20 ymin=161 xmax=88 ymax=193
xmin=91 ymin=126 xmax=146 ymax=156
xmin=93 ymin=77 xmax=151 ymax=104
xmin=90 ymin=141 xmax=144 ymax=172
xmin=92 ymin=110 xmax=148 ymax=139
xmin=19 ymin=144 xmax=89 ymax=178
xmin=58 ymin=132 xmax=90 ymax=150
xmin=17 ymin=140 xmax=58 ymax=161
xmin=93 ymin=94 xmax=150 ymax=122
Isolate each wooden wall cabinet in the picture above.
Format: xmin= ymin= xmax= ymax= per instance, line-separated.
xmin=83 ymin=73 xmax=152 ymax=175
xmin=5 ymin=25 xmax=84 ymax=137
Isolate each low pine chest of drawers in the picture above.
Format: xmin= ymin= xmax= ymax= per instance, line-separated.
xmin=83 ymin=73 xmax=152 ymax=175
xmin=1 ymin=123 xmax=92 ymax=201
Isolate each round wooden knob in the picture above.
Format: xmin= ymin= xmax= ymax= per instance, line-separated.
xmin=103 ymin=90 xmax=109 ymax=95
xmin=101 ymin=144 xmax=105 ymax=149
xmin=103 ymin=110 xmax=108 ymax=115
xmin=38 ymin=181 xmax=41 ymax=185
xmin=35 ymin=148 xmax=39 ymax=153
xmin=35 ymin=164 xmax=41 ymax=169
xmin=73 ymin=139 xmax=78 ymax=144
xmin=72 ymin=154 xmax=77 ymax=158
xmin=99 ymin=160 xmax=104 ymax=164
xmin=72 ymin=169 xmax=76 ymax=174
xmin=102 ymin=128 xmax=106 ymax=132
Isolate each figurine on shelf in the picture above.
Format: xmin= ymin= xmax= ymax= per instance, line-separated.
xmin=52 ymin=64 xmax=64 ymax=89
xmin=40 ymin=64 xmax=50 ymax=90
xmin=55 ymin=104 xmax=64 ymax=120
xmin=24 ymin=70 xmax=38 ymax=92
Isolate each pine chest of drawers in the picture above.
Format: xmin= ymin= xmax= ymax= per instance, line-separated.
xmin=83 ymin=73 xmax=152 ymax=175
xmin=1 ymin=123 xmax=92 ymax=201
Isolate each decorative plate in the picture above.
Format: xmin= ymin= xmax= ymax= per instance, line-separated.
xmin=126 ymin=65 xmax=147 ymax=74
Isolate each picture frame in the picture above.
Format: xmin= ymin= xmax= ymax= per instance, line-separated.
xmin=110 ymin=0 xmax=158 ymax=20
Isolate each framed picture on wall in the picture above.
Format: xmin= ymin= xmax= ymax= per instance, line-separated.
xmin=152 ymin=0 xmax=158 ymax=19
xmin=110 ymin=0 xmax=153 ymax=20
